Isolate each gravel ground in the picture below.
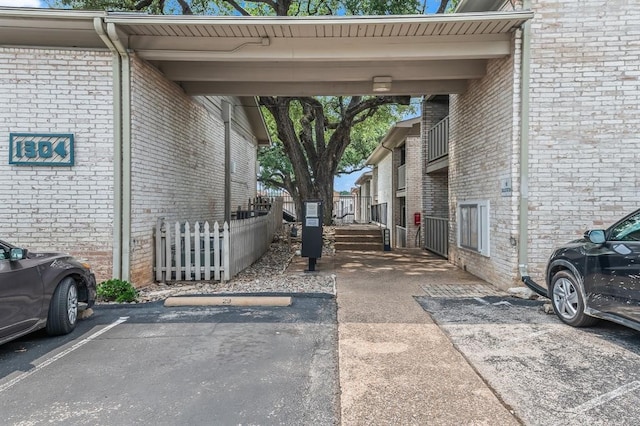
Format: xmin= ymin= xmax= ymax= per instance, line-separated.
xmin=132 ymin=226 xmax=336 ymax=303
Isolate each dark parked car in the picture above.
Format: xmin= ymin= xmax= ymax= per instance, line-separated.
xmin=543 ymin=209 xmax=640 ymax=331
xmin=0 ymin=240 xmax=96 ymax=345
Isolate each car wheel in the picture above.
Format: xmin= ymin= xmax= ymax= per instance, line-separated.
xmin=550 ymin=270 xmax=598 ymax=327
xmin=46 ymin=277 xmax=78 ymax=336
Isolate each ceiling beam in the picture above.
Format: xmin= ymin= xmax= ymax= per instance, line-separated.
xmin=158 ymin=59 xmax=487 ymax=82
xmin=131 ymin=33 xmax=512 ymax=62
xmin=181 ymin=80 xmax=468 ymax=96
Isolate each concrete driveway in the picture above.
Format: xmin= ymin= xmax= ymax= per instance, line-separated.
xmin=0 ymin=297 xmax=338 ymax=425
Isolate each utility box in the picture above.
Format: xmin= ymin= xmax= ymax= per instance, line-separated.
xmin=301 ymin=199 xmax=323 ymax=271
xmin=383 ymin=228 xmax=391 ymax=251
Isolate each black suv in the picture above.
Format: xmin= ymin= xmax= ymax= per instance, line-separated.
xmin=544 ymin=209 xmax=640 ymax=331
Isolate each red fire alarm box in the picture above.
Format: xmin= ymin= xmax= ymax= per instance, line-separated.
xmin=414 ymin=212 xmax=421 ymax=226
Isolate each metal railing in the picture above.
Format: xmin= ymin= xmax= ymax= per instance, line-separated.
xmin=371 ymin=203 xmax=388 ymax=226
xmin=333 ymin=195 xmax=356 ymax=224
xmin=396 ymin=225 xmax=407 ymax=248
xmin=424 ymin=216 xmax=449 ymax=258
xmin=428 ymin=116 xmax=449 ymax=162
xmin=397 ymin=164 xmax=406 ymax=190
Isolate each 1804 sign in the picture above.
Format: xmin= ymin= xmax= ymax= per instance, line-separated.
xmin=9 ymin=133 xmax=74 ymax=166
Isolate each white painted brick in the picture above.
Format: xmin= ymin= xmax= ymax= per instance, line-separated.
xmin=0 ymin=47 xmax=115 ymax=281
xmin=446 ymin=0 xmax=640 ymax=289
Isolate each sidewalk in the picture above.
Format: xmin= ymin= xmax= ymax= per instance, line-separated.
xmin=328 ymin=249 xmax=521 ymax=426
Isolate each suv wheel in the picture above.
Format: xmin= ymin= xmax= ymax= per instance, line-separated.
xmin=550 ymin=270 xmax=598 ymax=327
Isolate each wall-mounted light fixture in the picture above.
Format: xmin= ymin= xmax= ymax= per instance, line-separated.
xmin=372 ymin=76 xmax=392 ymax=93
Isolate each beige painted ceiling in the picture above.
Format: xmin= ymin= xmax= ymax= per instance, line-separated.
xmin=1 ymin=8 xmax=532 ymax=96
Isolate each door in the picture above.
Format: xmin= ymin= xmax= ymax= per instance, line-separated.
xmin=0 ymin=243 xmax=44 ymax=339
xmin=586 ymin=211 xmax=640 ymax=321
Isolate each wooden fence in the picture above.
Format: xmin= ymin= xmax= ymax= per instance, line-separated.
xmin=154 ymin=198 xmax=283 ymax=282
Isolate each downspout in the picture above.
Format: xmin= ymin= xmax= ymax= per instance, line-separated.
xmin=94 ymin=18 xmax=124 ymax=280
xmin=222 ymin=100 xmax=232 ymax=223
xmin=95 ymin=18 xmax=132 ymax=281
xmin=517 ymin=2 xmax=547 ymax=297
xmin=107 ymin=23 xmax=132 ymax=282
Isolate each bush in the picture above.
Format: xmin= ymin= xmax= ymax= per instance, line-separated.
xmin=97 ymin=279 xmax=138 ymax=303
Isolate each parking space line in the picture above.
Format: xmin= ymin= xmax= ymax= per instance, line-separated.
xmin=570 ymin=381 xmax=640 ymax=413
xmin=0 ymin=316 xmax=129 ymax=393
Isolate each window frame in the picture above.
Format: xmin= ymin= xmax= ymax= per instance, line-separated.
xmin=457 ymin=200 xmax=490 ymax=257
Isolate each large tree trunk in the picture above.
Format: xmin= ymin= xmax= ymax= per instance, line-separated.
xmin=259 ymin=95 xmax=410 ymax=226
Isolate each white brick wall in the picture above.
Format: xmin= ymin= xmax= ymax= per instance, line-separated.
xmin=129 ymin=57 xmax=258 ymax=285
xmin=405 ymin=134 xmax=423 ymax=248
xmin=375 ymin=154 xmax=393 ymax=235
xmin=449 ymin=0 xmax=640 ymax=289
xmin=526 ymin=0 xmax=640 ymax=283
xmin=0 ymin=47 xmax=115 ymax=281
xmin=449 ymin=45 xmax=521 ymax=289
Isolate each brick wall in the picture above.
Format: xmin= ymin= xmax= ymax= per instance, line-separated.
xmin=129 ymin=57 xmax=257 ymax=285
xmin=375 ymin=154 xmax=393 ymax=233
xmin=421 ymin=100 xmax=450 ymax=250
xmin=0 ymin=47 xmax=115 ymax=281
xmin=525 ymin=0 xmax=640 ymax=283
xmin=405 ymin=134 xmax=423 ymax=248
xmin=449 ymin=42 xmax=521 ymax=289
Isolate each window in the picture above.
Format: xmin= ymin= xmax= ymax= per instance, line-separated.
xmin=458 ymin=200 xmax=490 ymax=256
xmin=609 ymin=211 xmax=640 ymax=242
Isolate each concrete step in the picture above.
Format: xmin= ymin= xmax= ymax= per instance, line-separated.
xmin=334 ymin=241 xmax=383 ymax=251
xmin=334 ymin=226 xmax=384 ymax=251
xmin=335 ymin=227 xmax=381 ymax=236
xmin=334 ymin=235 xmax=381 ymax=243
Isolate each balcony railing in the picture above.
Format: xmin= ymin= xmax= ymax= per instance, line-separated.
xmin=424 ymin=216 xmax=449 ymax=258
xmin=371 ymin=203 xmax=388 ymax=226
xmin=397 ymin=163 xmax=406 ymax=190
xmin=427 ymin=116 xmax=449 ymax=163
xmin=396 ymin=225 xmax=407 ymax=248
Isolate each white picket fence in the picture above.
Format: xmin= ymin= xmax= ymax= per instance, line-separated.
xmin=154 ymin=198 xmax=283 ymax=282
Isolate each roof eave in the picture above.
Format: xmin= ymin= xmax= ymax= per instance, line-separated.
xmin=238 ymin=97 xmax=270 ymax=146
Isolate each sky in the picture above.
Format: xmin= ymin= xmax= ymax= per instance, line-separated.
xmin=0 ymin=0 xmax=42 ymax=5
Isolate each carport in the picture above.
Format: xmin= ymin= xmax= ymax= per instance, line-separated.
xmin=0 ymin=7 xmax=532 ymax=281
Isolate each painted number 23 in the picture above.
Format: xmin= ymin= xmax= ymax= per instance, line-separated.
xmin=14 ymin=140 xmax=68 ymax=159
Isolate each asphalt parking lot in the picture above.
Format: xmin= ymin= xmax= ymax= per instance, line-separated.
xmin=416 ymin=295 xmax=640 ymax=426
xmin=2 ymin=290 xmax=640 ymax=426
xmin=0 ymin=296 xmax=339 ymax=426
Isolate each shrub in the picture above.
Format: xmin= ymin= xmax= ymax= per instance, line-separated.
xmin=97 ymin=279 xmax=138 ymax=303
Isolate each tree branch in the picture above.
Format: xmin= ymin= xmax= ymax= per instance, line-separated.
xmin=336 ymin=164 xmax=370 ymax=175
xmin=176 ymin=0 xmax=193 ymax=15
xmin=134 ymin=0 xmax=153 ymax=11
xmin=299 ymin=102 xmax=319 ymax=168
xmin=436 ymin=0 xmax=447 ymax=14
xmin=223 ymin=0 xmax=252 ymax=16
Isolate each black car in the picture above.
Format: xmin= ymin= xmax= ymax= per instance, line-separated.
xmin=541 ymin=209 xmax=640 ymax=331
xmin=0 ymin=240 xmax=96 ymax=345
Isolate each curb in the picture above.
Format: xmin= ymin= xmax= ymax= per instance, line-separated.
xmin=164 ymin=296 xmax=292 ymax=307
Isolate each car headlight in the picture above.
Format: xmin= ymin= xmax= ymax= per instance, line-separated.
xmin=81 ymin=262 xmax=91 ymax=270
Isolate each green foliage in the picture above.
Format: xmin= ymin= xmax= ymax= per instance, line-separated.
xmin=258 ymin=98 xmax=416 ymax=191
xmin=52 ymin=0 xmax=451 ymax=17
xmin=97 ymin=279 xmax=138 ymax=303
xmin=343 ymin=0 xmax=423 ymax=15
xmin=340 ymin=102 xmax=417 ymax=174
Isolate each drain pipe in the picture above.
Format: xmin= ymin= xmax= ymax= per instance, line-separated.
xmin=222 ymin=100 xmax=232 ymax=223
xmin=517 ymin=2 xmax=547 ymax=297
xmin=94 ymin=18 xmax=132 ymax=281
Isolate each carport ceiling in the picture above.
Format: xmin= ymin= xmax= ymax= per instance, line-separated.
xmin=104 ymin=12 xmax=532 ymax=96
xmin=0 ymin=8 xmax=532 ymax=97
